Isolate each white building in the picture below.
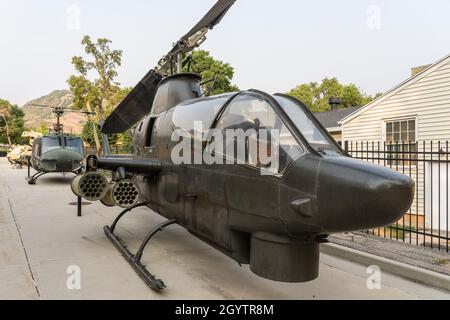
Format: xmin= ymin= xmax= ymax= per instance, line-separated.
xmin=340 ymin=54 xmax=450 ymax=233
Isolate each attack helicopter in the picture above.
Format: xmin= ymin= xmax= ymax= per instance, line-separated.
xmin=71 ymin=0 xmax=415 ymax=291
xmin=27 ymin=104 xmax=94 ymax=184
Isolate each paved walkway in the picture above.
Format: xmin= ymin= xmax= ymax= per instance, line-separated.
xmin=0 ymin=158 xmax=449 ymax=300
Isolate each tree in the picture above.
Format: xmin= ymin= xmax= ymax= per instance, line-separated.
xmin=0 ymin=100 xmax=11 ymax=145
xmin=68 ymin=36 xmax=123 ymax=116
xmin=183 ymin=50 xmax=239 ymax=95
xmin=287 ymin=78 xmax=379 ymax=113
xmin=37 ymin=122 xmax=49 ymax=136
xmin=0 ymin=99 xmax=26 ymax=145
xmin=81 ymin=120 xmax=102 ymax=147
xmin=68 ymin=36 xmax=123 ymax=153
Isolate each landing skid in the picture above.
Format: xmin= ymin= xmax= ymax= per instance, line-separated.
xmin=27 ymin=170 xmax=80 ymax=185
xmin=103 ymin=203 xmax=177 ymax=291
xmin=27 ymin=171 xmax=49 ymax=185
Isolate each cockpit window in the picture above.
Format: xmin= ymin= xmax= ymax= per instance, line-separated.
xmin=41 ymin=137 xmax=62 ymax=154
xmin=211 ymin=93 xmax=304 ymax=174
xmin=275 ymin=96 xmax=339 ymax=153
xmin=172 ymin=94 xmax=233 ymax=135
xmin=65 ymin=137 xmax=84 ymax=154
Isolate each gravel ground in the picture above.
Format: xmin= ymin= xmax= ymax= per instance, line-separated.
xmin=330 ymin=232 xmax=450 ymax=276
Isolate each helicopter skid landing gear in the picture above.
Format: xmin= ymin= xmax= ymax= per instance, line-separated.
xmin=103 ymin=203 xmax=177 ymax=291
xmin=27 ymin=171 xmax=48 ymax=185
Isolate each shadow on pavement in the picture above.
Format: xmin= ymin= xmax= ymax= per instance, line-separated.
xmin=36 ymin=175 xmax=74 ymax=185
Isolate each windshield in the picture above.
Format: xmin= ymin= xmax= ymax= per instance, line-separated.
xmin=275 ymin=96 xmax=338 ymax=152
xmin=173 ymin=94 xmax=233 ymax=135
xmin=41 ymin=137 xmax=62 ymax=154
xmin=65 ymin=137 xmax=84 ymax=154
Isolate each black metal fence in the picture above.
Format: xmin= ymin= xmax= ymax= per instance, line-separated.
xmin=344 ymin=141 xmax=449 ymax=252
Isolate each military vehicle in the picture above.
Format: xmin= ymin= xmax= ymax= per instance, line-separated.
xmin=5 ymin=132 xmax=42 ymax=168
xmin=71 ymin=0 xmax=415 ymax=291
xmin=26 ymin=104 xmax=94 ymax=184
xmin=7 ymin=144 xmax=32 ymax=168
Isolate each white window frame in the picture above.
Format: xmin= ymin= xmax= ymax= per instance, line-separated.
xmin=381 ymin=115 xmax=419 ymax=166
xmin=381 ymin=116 xmax=418 ymax=143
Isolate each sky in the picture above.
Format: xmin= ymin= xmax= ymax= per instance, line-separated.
xmin=1 ymin=0 xmax=450 ymax=106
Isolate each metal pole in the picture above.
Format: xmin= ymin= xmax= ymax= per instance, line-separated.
xmin=77 ymin=196 xmax=82 ymax=217
xmin=176 ymin=53 xmax=182 ymax=74
xmin=27 ymin=157 xmax=31 ymax=178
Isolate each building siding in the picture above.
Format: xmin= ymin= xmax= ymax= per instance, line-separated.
xmin=343 ymin=59 xmax=450 ymax=142
xmin=342 ymin=57 xmax=450 ymax=219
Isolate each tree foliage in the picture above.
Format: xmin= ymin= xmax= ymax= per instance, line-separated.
xmin=67 ymin=35 xmax=123 ymax=117
xmin=81 ymin=120 xmax=133 ymax=148
xmin=183 ymin=50 xmax=239 ymax=96
xmin=37 ymin=122 xmax=49 ymax=136
xmin=287 ymin=78 xmax=379 ymax=113
xmin=0 ymin=99 xmax=26 ymax=145
xmin=79 ymin=86 xmax=133 ymax=148
xmin=81 ymin=120 xmax=103 ymax=146
xmin=68 ymin=36 xmax=136 ymax=150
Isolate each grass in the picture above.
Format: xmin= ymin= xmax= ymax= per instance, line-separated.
xmin=385 ymin=225 xmax=418 ymax=240
xmin=432 ymin=259 xmax=450 ymax=266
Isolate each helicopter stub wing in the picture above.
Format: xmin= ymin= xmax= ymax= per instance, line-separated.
xmin=97 ymin=157 xmax=162 ymax=175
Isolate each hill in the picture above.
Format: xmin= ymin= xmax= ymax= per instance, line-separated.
xmin=21 ymin=90 xmax=86 ymax=135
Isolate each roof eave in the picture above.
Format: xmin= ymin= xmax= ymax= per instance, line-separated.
xmin=340 ymin=53 xmax=450 ymax=125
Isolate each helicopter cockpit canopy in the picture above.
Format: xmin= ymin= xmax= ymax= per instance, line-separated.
xmin=41 ymin=136 xmax=62 ymax=154
xmin=167 ymin=91 xmax=343 ymax=174
xmin=275 ymin=96 xmax=342 ymax=155
xmin=64 ymin=137 xmax=84 ymax=154
xmin=40 ymin=136 xmax=84 ymax=155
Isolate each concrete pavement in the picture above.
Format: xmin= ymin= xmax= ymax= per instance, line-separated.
xmin=0 ymin=158 xmax=449 ymax=300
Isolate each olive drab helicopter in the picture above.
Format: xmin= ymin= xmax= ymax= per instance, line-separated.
xmin=26 ymin=104 xmax=94 ymax=184
xmin=70 ymin=0 xmax=415 ymax=291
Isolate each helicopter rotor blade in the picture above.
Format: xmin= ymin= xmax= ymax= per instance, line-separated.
xmin=182 ymin=0 xmax=236 ymax=41
xmin=69 ymin=110 xmax=96 ymax=116
xmin=158 ymin=0 xmax=236 ymax=74
xmin=27 ymin=104 xmax=54 ymax=109
xmin=28 ymin=104 xmax=72 ymax=111
xmin=100 ymin=0 xmax=235 ymax=135
xmin=101 ymin=70 xmax=162 ymax=134
xmin=29 ymin=103 xmax=95 ymax=118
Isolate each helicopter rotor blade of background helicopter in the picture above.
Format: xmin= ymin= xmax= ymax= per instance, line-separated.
xmin=101 ymin=0 xmax=236 ymax=135
xmin=69 ymin=110 xmax=96 ymax=116
xmin=29 ymin=104 xmax=94 ymax=114
xmin=28 ymin=104 xmax=54 ymax=109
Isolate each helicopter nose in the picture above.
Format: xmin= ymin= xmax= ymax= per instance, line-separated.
xmin=363 ymin=174 xmax=415 ymax=225
xmin=317 ymin=157 xmax=415 ymax=233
